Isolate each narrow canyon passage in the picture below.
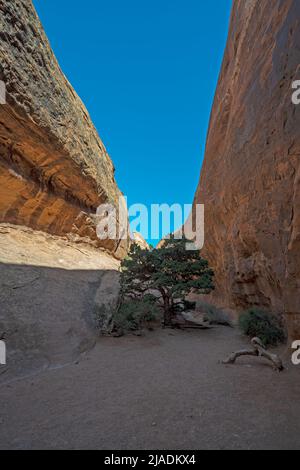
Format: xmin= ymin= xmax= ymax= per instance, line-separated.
xmin=0 ymin=0 xmax=300 ymax=452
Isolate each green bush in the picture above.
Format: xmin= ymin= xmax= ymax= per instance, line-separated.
xmin=112 ymin=298 xmax=162 ymax=334
xmin=238 ymin=308 xmax=285 ymax=347
xmin=196 ymin=301 xmax=232 ymax=327
xmin=202 ymin=304 xmax=232 ymax=327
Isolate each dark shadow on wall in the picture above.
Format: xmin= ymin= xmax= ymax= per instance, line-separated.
xmin=0 ymin=263 xmax=120 ymax=383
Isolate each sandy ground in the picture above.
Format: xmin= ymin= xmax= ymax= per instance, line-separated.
xmin=0 ymin=327 xmax=299 ymax=450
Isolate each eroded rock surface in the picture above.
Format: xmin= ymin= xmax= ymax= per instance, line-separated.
xmin=194 ymin=0 xmax=300 ymax=340
xmin=0 ymin=0 xmax=128 ymax=259
xmin=132 ymin=232 xmax=150 ymax=250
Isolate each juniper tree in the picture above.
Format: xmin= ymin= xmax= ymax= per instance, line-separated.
xmin=120 ymin=236 xmax=214 ymax=326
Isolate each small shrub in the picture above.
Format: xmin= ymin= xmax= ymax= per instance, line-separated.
xmin=112 ymin=298 xmax=162 ymax=334
xmin=196 ymin=301 xmax=232 ymax=327
xmin=203 ymin=305 xmax=232 ymax=327
xmin=204 ymin=309 xmax=232 ymax=327
xmin=239 ymin=308 xmax=285 ymax=347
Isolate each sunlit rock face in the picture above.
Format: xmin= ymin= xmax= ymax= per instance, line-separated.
xmin=132 ymin=232 xmax=150 ymax=250
xmin=194 ymin=0 xmax=300 ymax=340
xmin=0 ymin=0 xmax=129 ymax=259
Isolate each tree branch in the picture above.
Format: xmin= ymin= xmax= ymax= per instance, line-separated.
xmin=222 ymin=337 xmax=284 ymax=372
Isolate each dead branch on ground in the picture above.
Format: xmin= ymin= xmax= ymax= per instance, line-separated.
xmin=222 ymin=337 xmax=284 ymax=371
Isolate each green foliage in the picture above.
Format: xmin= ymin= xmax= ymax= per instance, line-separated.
xmin=197 ymin=300 xmax=232 ymax=326
xmin=239 ymin=308 xmax=285 ymax=347
xmin=202 ymin=304 xmax=232 ymax=327
xmin=112 ymin=298 xmax=161 ymax=333
xmin=120 ymin=237 xmax=215 ymax=326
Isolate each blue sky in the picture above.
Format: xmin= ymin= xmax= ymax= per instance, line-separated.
xmin=33 ymin=0 xmax=231 ymax=245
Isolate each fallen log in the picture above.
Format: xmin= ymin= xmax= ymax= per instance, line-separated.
xmin=222 ymin=337 xmax=284 ymax=371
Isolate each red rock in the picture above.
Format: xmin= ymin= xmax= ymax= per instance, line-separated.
xmin=0 ymin=0 xmax=129 ymax=259
xmin=193 ymin=0 xmax=300 ymax=342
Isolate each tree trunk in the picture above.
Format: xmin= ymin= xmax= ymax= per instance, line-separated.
xmin=163 ymin=295 xmax=173 ymax=327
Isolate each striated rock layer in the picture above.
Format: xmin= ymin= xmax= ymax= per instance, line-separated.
xmin=194 ymin=0 xmax=300 ymax=341
xmin=0 ymin=0 xmax=128 ymax=259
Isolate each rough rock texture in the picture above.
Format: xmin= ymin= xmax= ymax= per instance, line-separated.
xmin=132 ymin=232 xmax=150 ymax=250
xmin=0 ymin=0 xmax=128 ymax=259
xmin=194 ymin=0 xmax=300 ymax=341
xmin=0 ymin=223 xmax=120 ymax=380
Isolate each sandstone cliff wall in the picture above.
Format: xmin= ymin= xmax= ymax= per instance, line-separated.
xmin=0 ymin=0 xmax=128 ymax=259
xmin=194 ymin=0 xmax=300 ymax=340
